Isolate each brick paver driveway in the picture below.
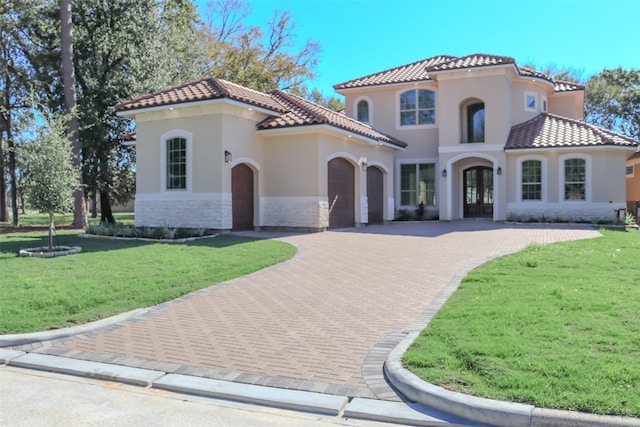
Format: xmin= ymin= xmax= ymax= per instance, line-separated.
xmin=21 ymin=222 xmax=599 ymax=400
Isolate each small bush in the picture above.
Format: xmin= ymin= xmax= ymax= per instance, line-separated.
xmin=84 ymin=223 xmax=214 ymax=240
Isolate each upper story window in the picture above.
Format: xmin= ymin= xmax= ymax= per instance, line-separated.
xmin=357 ymin=99 xmax=370 ymax=123
xmin=542 ymin=97 xmax=548 ymax=113
xmin=166 ymin=137 xmax=187 ymax=190
xmin=466 ymin=102 xmax=485 ymax=143
xmin=399 ymin=89 xmax=435 ymax=126
xmin=525 ymin=91 xmax=538 ymax=112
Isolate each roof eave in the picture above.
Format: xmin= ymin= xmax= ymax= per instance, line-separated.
xmin=115 ymin=97 xmax=283 ymax=117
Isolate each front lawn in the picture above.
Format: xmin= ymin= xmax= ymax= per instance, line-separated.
xmin=403 ymin=229 xmax=640 ymax=417
xmin=0 ymin=230 xmax=295 ymax=334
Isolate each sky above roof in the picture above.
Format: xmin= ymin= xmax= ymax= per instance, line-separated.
xmin=194 ymin=0 xmax=640 ymax=97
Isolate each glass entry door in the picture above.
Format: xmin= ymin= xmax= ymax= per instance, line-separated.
xmin=463 ymin=166 xmax=493 ymax=218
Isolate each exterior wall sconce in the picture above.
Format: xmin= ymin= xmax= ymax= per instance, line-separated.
xmin=441 ymin=169 xmax=447 ymax=178
xmin=361 ymin=161 xmax=368 ymax=171
xmin=497 ymin=166 xmax=502 ymax=175
xmin=224 ymin=150 xmax=232 ymax=163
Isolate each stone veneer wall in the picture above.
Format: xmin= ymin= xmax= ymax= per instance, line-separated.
xmin=261 ymin=196 xmax=329 ymax=229
xmin=507 ymin=202 xmax=625 ymax=223
xmin=135 ymin=193 xmax=232 ymax=229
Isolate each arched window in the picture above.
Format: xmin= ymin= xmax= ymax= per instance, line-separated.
xmin=357 ymin=99 xmax=369 ymax=123
xmin=161 ymin=130 xmax=192 ymax=192
xmin=461 ymin=99 xmax=485 ymax=143
xmin=399 ymin=89 xmax=435 ymax=126
xmin=466 ymin=102 xmax=485 ymax=142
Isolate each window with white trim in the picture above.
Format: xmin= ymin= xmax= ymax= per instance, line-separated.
xmin=564 ymin=158 xmax=586 ymax=200
xmin=400 ymin=163 xmax=436 ymax=206
xmin=525 ymin=91 xmax=537 ymax=112
xmin=357 ymin=99 xmax=369 ymax=123
xmin=399 ymin=89 xmax=435 ymax=126
xmin=521 ymin=160 xmax=542 ymax=200
xmin=166 ymin=137 xmax=187 ymax=190
xmin=626 ymin=165 xmax=634 ymax=176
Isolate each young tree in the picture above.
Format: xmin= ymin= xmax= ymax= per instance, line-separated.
xmin=60 ymin=0 xmax=87 ymax=229
xmin=23 ymin=113 xmax=78 ymax=251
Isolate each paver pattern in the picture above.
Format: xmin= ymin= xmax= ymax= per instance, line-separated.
xmin=19 ymin=222 xmax=600 ymax=400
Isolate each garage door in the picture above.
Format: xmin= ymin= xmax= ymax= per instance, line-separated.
xmin=232 ymin=163 xmax=254 ymax=230
xmin=328 ymin=158 xmax=355 ymax=229
xmin=367 ymin=166 xmax=384 ymax=224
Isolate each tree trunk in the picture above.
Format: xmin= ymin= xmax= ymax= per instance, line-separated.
xmin=48 ymin=211 xmax=55 ymax=252
xmin=99 ymin=189 xmax=115 ymax=224
xmin=0 ymin=131 xmax=8 ymax=222
xmin=60 ymin=0 xmax=87 ymax=229
xmin=91 ymin=192 xmax=97 ymax=218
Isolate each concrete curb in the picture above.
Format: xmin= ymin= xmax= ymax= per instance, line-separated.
xmin=384 ymin=332 xmax=640 ymax=427
xmin=0 ymin=308 xmax=148 ymax=347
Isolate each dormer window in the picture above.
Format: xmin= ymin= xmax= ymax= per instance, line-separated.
xmin=399 ymin=89 xmax=435 ymax=126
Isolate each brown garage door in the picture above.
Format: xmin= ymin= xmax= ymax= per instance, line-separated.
xmin=328 ymin=158 xmax=355 ymax=229
xmin=367 ymin=166 xmax=384 ymax=224
xmin=232 ymin=163 xmax=254 ymax=230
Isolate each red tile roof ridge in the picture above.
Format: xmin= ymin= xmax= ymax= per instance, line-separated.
xmin=268 ymin=89 xmax=330 ymax=123
xmin=333 ymin=55 xmax=456 ymax=89
xmin=553 ymin=79 xmax=586 ymax=92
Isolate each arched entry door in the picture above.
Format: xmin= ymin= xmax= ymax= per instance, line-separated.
xmin=328 ymin=158 xmax=355 ymax=228
xmin=232 ymin=163 xmax=254 ymax=230
xmin=367 ymin=166 xmax=384 ymax=224
xmin=463 ymin=166 xmax=493 ymax=218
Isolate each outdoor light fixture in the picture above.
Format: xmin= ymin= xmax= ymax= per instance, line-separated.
xmin=360 ymin=157 xmax=368 ymax=171
xmin=441 ymin=169 xmax=447 ymax=178
xmin=497 ymin=166 xmax=502 ymax=175
xmin=224 ymin=150 xmax=232 ymax=163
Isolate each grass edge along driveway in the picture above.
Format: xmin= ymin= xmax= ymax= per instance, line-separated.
xmin=0 ymin=231 xmax=296 ymax=334
xmin=403 ymin=228 xmax=640 ymax=418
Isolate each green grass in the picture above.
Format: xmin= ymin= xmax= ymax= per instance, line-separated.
xmin=0 ymin=230 xmax=295 ymax=334
xmin=0 ymin=212 xmax=134 ymax=230
xmin=403 ymin=229 xmax=640 ymax=417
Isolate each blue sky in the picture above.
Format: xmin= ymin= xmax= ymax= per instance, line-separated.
xmin=195 ymin=0 xmax=640 ymax=96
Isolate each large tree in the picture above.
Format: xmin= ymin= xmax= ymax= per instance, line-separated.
xmin=585 ymin=68 xmax=640 ymax=140
xmin=60 ymin=0 xmax=87 ymax=228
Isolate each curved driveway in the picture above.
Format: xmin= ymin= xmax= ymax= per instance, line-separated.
xmin=18 ymin=222 xmax=599 ymax=401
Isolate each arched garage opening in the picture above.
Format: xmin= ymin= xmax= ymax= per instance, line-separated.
xmin=367 ymin=166 xmax=384 ymax=224
xmin=232 ymin=163 xmax=254 ymax=230
xmin=328 ymin=157 xmax=355 ymax=229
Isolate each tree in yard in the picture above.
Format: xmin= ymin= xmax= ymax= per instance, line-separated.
xmin=60 ymin=0 xmax=87 ymax=229
xmin=201 ymin=0 xmax=320 ymax=93
xmin=23 ymin=113 xmax=78 ymax=251
xmin=585 ymin=68 xmax=640 ymax=140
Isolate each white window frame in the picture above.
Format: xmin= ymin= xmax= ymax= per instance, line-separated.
xmin=525 ymin=91 xmax=538 ymax=113
xmin=559 ymin=153 xmax=591 ymax=202
xmin=354 ymin=96 xmax=372 ymax=124
xmin=516 ymin=155 xmax=547 ymax=203
xmin=161 ymin=129 xmax=193 ymax=193
xmin=396 ymin=158 xmax=438 ymax=208
xmin=396 ymin=87 xmax=437 ymax=130
xmin=626 ymin=165 xmax=634 ymax=176
xmin=542 ymin=96 xmax=548 ymax=113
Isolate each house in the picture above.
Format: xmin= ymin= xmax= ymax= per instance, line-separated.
xmin=115 ymin=53 xmax=639 ymax=231
xmin=627 ymin=148 xmax=640 ymax=220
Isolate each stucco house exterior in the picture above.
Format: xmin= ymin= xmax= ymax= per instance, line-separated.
xmin=116 ymin=53 xmax=638 ymax=231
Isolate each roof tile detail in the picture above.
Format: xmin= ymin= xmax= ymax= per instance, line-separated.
xmin=115 ymin=77 xmax=286 ymax=113
xmin=334 ymin=53 xmax=580 ymax=91
xmin=506 ymin=113 xmax=639 ymax=150
xmin=259 ymin=90 xmax=407 ymax=148
xmin=333 ymin=55 xmax=455 ymax=90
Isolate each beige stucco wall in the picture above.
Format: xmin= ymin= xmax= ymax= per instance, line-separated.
xmin=548 ymin=93 xmax=584 ymax=120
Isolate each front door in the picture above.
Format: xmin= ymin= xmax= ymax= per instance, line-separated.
xmin=463 ymin=166 xmax=493 ymax=218
xmin=328 ymin=158 xmax=355 ymax=228
xmin=232 ymin=163 xmax=254 ymax=230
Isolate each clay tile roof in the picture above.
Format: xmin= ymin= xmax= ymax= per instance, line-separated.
xmin=115 ymin=77 xmax=286 ymax=113
xmin=425 ymin=53 xmax=516 ymax=72
xmin=121 ymin=131 xmax=137 ymax=142
xmin=554 ymin=80 xmax=586 ymax=92
xmin=506 ymin=113 xmax=639 ymax=150
xmin=333 ymin=55 xmax=456 ymax=90
xmin=258 ymin=90 xmax=407 ymax=148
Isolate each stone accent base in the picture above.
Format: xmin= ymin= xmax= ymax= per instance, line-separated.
xmin=135 ymin=193 xmax=232 ymax=229
xmin=261 ymin=196 xmax=329 ymax=229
